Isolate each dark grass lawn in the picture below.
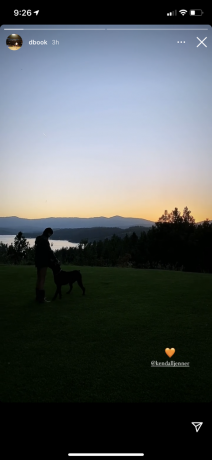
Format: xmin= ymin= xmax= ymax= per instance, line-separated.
xmin=0 ymin=264 xmax=211 ymax=402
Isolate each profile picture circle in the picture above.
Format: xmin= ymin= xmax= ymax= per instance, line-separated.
xmin=6 ymin=34 xmax=23 ymax=50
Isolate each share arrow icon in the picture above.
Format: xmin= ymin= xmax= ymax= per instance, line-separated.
xmin=191 ymin=422 xmax=203 ymax=432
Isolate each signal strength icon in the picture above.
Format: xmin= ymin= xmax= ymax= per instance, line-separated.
xmin=179 ymin=9 xmax=187 ymax=16
xmin=167 ymin=10 xmax=177 ymax=16
xmin=191 ymin=422 xmax=203 ymax=432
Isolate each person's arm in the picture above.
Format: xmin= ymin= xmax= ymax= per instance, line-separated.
xmin=45 ymin=239 xmax=58 ymax=263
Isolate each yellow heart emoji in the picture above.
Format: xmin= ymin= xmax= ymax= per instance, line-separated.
xmin=165 ymin=348 xmax=175 ymax=358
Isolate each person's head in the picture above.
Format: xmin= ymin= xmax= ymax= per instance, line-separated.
xmin=43 ymin=227 xmax=53 ymax=239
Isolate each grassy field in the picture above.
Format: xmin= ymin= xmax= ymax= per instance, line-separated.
xmin=0 ymin=264 xmax=211 ymax=402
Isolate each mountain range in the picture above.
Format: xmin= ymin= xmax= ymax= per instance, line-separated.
xmin=0 ymin=216 xmax=211 ymax=243
xmin=0 ymin=215 xmax=156 ymax=234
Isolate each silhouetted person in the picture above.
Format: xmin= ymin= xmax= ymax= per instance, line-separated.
xmin=35 ymin=227 xmax=58 ymax=303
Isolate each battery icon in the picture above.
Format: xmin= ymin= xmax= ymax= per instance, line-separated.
xmin=189 ymin=9 xmax=204 ymax=16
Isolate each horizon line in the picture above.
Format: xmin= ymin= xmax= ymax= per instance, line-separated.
xmin=0 ymin=215 xmax=156 ymax=220
xmin=0 ymin=215 xmax=211 ymax=223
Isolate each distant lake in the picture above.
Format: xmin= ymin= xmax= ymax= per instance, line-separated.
xmin=0 ymin=235 xmax=83 ymax=251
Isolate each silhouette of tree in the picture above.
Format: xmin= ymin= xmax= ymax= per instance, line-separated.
xmin=158 ymin=209 xmax=171 ymax=223
xmin=14 ymin=232 xmax=29 ymax=257
xmin=182 ymin=206 xmax=195 ymax=224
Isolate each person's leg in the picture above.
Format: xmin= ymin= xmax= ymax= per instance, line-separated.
xmin=36 ymin=268 xmax=40 ymax=289
xmin=38 ymin=267 xmax=47 ymax=290
xmin=38 ymin=267 xmax=51 ymax=302
xmin=40 ymin=267 xmax=47 ymax=289
xmin=35 ymin=268 xmax=40 ymax=300
xmin=35 ymin=267 xmax=48 ymax=301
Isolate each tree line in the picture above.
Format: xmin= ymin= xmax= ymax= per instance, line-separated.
xmin=0 ymin=206 xmax=211 ymax=273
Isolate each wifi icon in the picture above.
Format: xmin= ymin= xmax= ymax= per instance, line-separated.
xmin=179 ymin=9 xmax=187 ymax=15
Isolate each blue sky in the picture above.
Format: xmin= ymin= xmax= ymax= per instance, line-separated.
xmin=0 ymin=24 xmax=211 ymax=223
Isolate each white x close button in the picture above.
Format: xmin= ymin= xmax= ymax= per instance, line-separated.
xmin=196 ymin=37 xmax=207 ymax=47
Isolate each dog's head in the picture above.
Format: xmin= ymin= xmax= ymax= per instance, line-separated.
xmin=49 ymin=258 xmax=61 ymax=274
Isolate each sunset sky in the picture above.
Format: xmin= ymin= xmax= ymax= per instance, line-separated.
xmin=1 ymin=24 xmax=211 ymax=223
